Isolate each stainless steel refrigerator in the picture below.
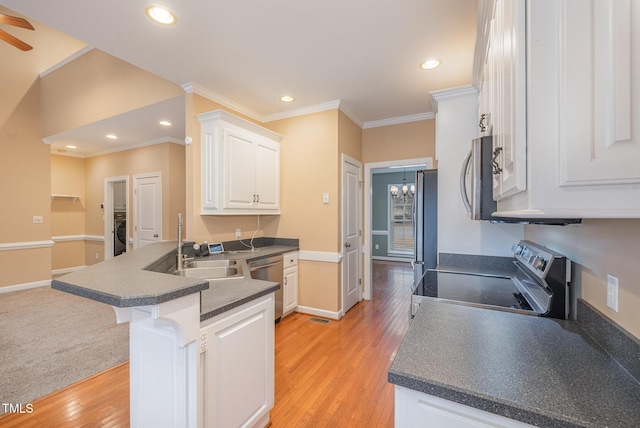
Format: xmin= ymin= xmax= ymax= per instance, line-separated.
xmin=412 ymin=169 xmax=438 ymax=287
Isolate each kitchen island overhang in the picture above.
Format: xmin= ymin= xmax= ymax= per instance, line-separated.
xmin=51 ymin=241 xmax=289 ymax=428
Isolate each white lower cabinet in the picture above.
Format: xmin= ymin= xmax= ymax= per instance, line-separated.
xmin=199 ymin=294 xmax=275 ymax=428
xmin=282 ymin=251 xmax=298 ymax=316
xmin=395 ymin=386 xmax=533 ymax=428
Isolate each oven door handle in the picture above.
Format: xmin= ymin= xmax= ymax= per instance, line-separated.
xmin=460 ymin=149 xmax=472 ymax=215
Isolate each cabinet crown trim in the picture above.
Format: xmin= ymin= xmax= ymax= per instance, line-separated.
xmin=197 ymin=109 xmax=282 ymax=142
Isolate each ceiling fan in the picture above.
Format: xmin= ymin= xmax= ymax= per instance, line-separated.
xmin=0 ymin=13 xmax=34 ymax=51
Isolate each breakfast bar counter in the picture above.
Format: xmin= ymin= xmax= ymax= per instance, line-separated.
xmin=51 ymin=240 xmax=297 ymax=428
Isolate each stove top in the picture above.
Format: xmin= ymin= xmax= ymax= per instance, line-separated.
xmin=413 ymin=271 xmax=533 ymax=312
xmin=411 ymin=241 xmax=571 ymax=319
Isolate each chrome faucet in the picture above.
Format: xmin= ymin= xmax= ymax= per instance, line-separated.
xmin=177 ymin=213 xmax=184 ymax=270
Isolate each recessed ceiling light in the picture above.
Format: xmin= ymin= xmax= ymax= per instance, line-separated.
xmin=279 ymin=95 xmax=295 ymax=103
xmin=66 ymin=145 xmax=77 ymax=149
xmin=145 ymin=5 xmax=177 ymax=25
xmin=419 ymin=59 xmax=441 ymax=70
xmin=159 ymin=120 xmax=172 ymax=126
xmin=106 ymin=134 xmax=118 ymax=140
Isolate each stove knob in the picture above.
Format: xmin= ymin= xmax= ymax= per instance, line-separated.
xmin=533 ymin=257 xmax=546 ymax=270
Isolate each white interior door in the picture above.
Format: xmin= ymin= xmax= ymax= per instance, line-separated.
xmin=134 ymin=172 xmax=162 ymax=248
xmin=342 ymin=155 xmax=362 ymax=315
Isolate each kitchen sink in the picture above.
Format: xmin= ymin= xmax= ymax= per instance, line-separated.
xmin=173 ymin=266 xmax=242 ymax=279
xmin=183 ymin=259 xmax=237 ymax=269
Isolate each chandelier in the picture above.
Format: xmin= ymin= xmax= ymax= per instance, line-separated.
xmin=390 ymin=169 xmax=415 ymax=203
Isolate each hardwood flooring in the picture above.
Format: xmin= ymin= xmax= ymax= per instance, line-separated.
xmin=0 ymin=261 xmax=413 ymax=427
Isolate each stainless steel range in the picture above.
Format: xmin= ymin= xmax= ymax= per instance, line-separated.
xmin=411 ymin=241 xmax=571 ymax=319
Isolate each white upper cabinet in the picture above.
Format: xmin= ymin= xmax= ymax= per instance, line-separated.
xmin=477 ymin=0 xmax=527 ymax=201
xmin=476 ymin=0 xmax=640 ymax=218
xmin=199 ymin=110 xmax=282 ymax=215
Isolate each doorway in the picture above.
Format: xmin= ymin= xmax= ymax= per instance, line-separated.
xmin=104 ymin=176 xmax=129 ymax=260
xmin=363 ymin=157 xmax=432 ymax=300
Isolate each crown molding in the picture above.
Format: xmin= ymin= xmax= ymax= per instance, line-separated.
xmin=262 ymin=100 xmax=342 ymax=123
xmin=182 ymin=82 xmax=264 ymax=122
xmin=185 ymin=81 xmax=437 ymax=129
xmin=48 ymin=137 xmax=183 ymax=159
xmin=363 ymin=112 xmax=435 ymax=129
xmin=430 ymin=85 xmax=478 ymax=113
xmin=39 ymin=45 xmax=93 ymax=78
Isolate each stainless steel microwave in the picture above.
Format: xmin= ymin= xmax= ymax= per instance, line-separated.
xmin=460 ymin=136 xmax=581 ymax=226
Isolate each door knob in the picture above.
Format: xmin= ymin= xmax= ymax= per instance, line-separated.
xmin=345 ymin=242 xmax=351 ymax=248
xmin=153 ymin=234 xmax=159 ymax=238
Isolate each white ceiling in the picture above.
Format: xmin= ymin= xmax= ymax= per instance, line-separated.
xmin=1 ymin=0 xmax=478 ymax=156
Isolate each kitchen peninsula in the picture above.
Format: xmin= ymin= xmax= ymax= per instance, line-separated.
xmin=52 ymin=240 xmax=298 ymax=428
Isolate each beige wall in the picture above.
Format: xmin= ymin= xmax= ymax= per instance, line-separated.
xmin=269 ymin=110 xmax=343 ymax=312
xmin=526 ymin=220 xmax=640 ymax=339
xmin=51 ymin=155 xmax=86 ymax=270
xmin=0 ymin=81 xmax=52 ymax=288
xmin=84 ymin=142 xmax=185 ymax=263
xmin=50 ymin=144 xmax=185 ymax=268
xmin=362 ymin=119 xmax=436 ymax=164
xmin=40 ymin=49 xmax=184 ymax=137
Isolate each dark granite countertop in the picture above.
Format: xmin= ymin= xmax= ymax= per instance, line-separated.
xmin=388 ymin=300 xmax=640 ymax=427
xmin=52 ymin=242 xmax=209 ymax=307
xmin=194 ymin=245 xmax=299 ymax=321
xmin=52 ymin=241 xmax=299 ymax=321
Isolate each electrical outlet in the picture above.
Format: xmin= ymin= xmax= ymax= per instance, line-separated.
xmin=235 ymin=228 xmax=241 ymax=239
xmin=32 ymin=216 xmax=43 ymax=224
xmin=375 ymin=244 xmax=379 ymax=250
xmin=607 ymin=274 xmax=619 ymax=312
xmin=323 ymin=193 xmax=330 ymax=204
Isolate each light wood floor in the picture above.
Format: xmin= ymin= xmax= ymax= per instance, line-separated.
xmin=0 ymin=261 xmax=413 ymax=427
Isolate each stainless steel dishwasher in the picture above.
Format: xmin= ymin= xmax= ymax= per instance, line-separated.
xmin=248 ymin=255 xmax=283 ymax=323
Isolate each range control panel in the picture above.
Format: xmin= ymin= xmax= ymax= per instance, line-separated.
xmin=512 ymin=240 xmax=563 ymax=279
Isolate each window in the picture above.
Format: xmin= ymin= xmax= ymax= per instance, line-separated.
xmin=388 ymin=184 xmax=414 ymax=256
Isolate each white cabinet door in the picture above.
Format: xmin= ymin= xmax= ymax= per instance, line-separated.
xmin=559 ymin=0 xmax=640 ymax=187
xmin=200 ymin=294 xmax=275 ymax=428
xmin=254 ymin=140 xmax=280 ymax=210
xmin=282 ymin=252 xmax=298 ymax=316
xmin=225 ymin=130 xmax=258 ymax=210
xmin=487 ymin=0 xmax=527 ymax=201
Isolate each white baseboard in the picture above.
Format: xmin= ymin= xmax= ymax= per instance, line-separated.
xmin=0 ymin=280 xmax=51 ymax=293
xmin=372 ymin=256 xmax=412 ymax=263
xmin=295 ymin=305 xmax=342 ymax=320
xmin=52 ymin=266 xmax=86 ymax=276
xmin=297 ymin=251 xmax=342 ymax=263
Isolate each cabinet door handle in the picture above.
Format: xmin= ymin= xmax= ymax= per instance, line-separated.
xmin=153 ymin=234 xmax=159 ymax=238
xmin=345 ymin=242 xmax=351 ymax=248
xmin=491 ymin=147 xmax=503 ymax=175
xmin=479 ymin=113 xmax=487 ymax=133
